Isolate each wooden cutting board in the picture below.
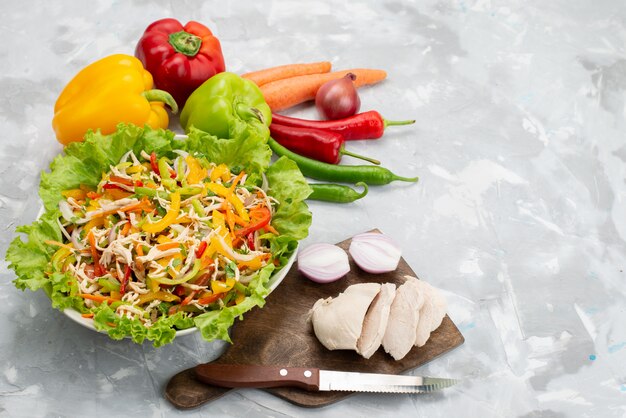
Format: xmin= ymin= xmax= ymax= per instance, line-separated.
xmin=165 ymin=230 xmax=464 ymax=409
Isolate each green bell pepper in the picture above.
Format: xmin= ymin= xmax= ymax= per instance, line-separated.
xmin=180 ymin=72 xmax=271 ymax=139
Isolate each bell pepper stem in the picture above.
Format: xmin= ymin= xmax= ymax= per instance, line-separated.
xmin=235 ymin=103 xmax=266 ymax=125
xmin=142 ymin=89 xmax=179 ymax=114
xmin=383 ymin=118 xmax=416 ymax=128
xmin=339 ymin=146 xmax=380 ymax=165
xmin=169 ymin=31 xmax=202 ymax=57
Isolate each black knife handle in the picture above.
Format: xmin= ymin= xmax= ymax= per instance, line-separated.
xmin=195 ymin=364 xmax=321 ymax=391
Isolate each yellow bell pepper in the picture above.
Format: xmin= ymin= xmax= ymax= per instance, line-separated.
xmin=186 ymin=156 xmax=207 ymax=185
xmin=206 ymin=182 xmax=249 ymax=222
xmin=61 ymin=188 xmax=87 ymax=200
xmin=52 ymin=54 xmax=178 ymax=145
xmin=211 ymin=277 xmax=235 ymax=295
xmin=210 ymin=164 xmax=231 ymax=182
xmin=142 ymin=192 xmax=181 ymax=234
xmin=136 ymin=290 xmax=180 ymax=305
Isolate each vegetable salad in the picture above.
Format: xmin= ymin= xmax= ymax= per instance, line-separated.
xmin=54 ymin=149 xmax=277 ymax=329
xmin=7 ymin=124 xmax=313 ymax=346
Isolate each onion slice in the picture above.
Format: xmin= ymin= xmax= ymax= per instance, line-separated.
xmin=298 ymin=243 xmax=350 ymax=283
xmin=348 ymin=232 xmax=402 ymax=274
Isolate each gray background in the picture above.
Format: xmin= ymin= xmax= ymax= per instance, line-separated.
xmin=1 ymin=0 xmax=625 ymax=417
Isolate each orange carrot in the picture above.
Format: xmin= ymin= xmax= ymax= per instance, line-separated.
xmin=81 ymin=313 xmax=95 ymax=318
xmin=92 ymin=197 xmax=153 ymax=219
xmin=260 ymin=69 xmax=387 ymax=111
xmin=262 ymin=224 xmax=280 ymax=235
xmin=242 ymin=61 xmax=332 ymax=86
xmin=156 ymin=242 xmax=180 ymax=251
xmin=79 ymin=293 xmax=117 ymax=304
xmin=120 ymin=221 xmax=131 ymax=237
xmin=229 ymin=170 xmax=246 ymax=192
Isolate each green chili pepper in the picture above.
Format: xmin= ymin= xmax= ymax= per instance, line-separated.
xmin=98 ymin=277 xmax=120 ymax=292
xmin=177 ymin=186 xmax=203 ymax=196
xmin=191 ymin=199 xmax=205 ymax=217
xmin=149 ymin=259 xmax=202 ymax=285
xmin=268 ymin=138 xmax=418 ymax=185
xmin=233 ymin=281 xmax=247 ymax=294
xmin=135 ymin=187 xmax=170 ymax=199
xmin=176 ymin=157 xmax=185 ymax=183
xmin=308 ymin=182 xmax=369 ymax=203
xmin=180 ymin=72 xmax=271 ymax=139
xmin=158 ymin=157 xmax=177 ymax=190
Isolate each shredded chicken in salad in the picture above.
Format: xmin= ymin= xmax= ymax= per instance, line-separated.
xmin=47 ymin=149 xmax=279 ymax=328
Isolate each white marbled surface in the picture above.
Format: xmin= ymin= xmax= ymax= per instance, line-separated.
xmin=1 ymin=1 xmax=626 ymax=417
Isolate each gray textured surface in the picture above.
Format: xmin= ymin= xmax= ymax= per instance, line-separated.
xmin=1 ymin=1 xmax=626 ymax=417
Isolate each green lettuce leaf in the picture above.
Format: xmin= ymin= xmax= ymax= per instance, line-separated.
xmin=180 ymin=127 xmax=272 ymax=177
xmin=6 ymin=210 xmax=61 ymax=291
xmin=6 ymin=123 xmax=312 ymax=347
xmin=194 ymin=264 xmax=274 ymax=343
xmin=266 ymin=156 xmax=313 ymax=241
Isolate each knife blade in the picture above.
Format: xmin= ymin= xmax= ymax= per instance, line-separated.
xmin=194 ymin=364 xmax=459 ymax=393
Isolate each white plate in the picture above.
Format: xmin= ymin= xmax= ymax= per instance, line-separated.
xmin=62 ymin=244 xmax=298 ymax=337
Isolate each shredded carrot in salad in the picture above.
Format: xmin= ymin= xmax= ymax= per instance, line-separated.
xmin=49 ymin=150 xmax=279 ymax=327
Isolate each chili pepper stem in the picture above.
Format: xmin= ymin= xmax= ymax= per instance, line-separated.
xmin=392 ymin=174 xmax=419 ymax=183
xmin=142 ymin=89 xmax=179 ymax=114
xmin=383 ymin=118 xmax=416 ymax=128
xmin=339 ymin=147 xmax=380 ymax=165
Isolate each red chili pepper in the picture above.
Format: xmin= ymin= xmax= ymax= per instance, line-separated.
xmin=197 ymin=292 xmax=226 ymax=305
xmin=195 ymin=241 xmax=208 ymax=258
xmin=269 ymin=124 xmax=379 ymax=165
xmin=150 ymin=152 xmax=160 ymax=175
xmin=235 ymin=207 xmax=272 ymax=237
xmin=135 ymin=18 xmax=226 ymax=106
xmin=271 ymin=111 xmax=415 ymax=141
xmin=102 ymin=183 xmax=126 ymax=191
xmin=246 ymin=233 xmax=255 ymax=251
xmin=120 ymin=265 xmax=132 ymax=294
xmin=173 ymin=285 xmax=186 ymax=297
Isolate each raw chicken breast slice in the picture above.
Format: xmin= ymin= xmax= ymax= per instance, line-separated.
xmin=382 ymin=277 xmax=424 ymax=360
xmin=428 ymin=282 xmax=447 ymax=332
xmin=413 ymin=279 xmax=434 ymax=347
xmin=310 ymin=283 xmax=381 ymax=351
xmin=356 ymin=283 xmax=396 ymax=359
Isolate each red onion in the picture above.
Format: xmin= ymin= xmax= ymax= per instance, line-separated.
xmin=298 ymin=243 xmax=350 ymax=283
xmin=348 ymin=232 xmax=402 ymax=274
xmin=315 ymin=73 xmax=361 ymax=120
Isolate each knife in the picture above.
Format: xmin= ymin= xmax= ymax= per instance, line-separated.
xmin=194 ymin=364 xmax=459 ymax=393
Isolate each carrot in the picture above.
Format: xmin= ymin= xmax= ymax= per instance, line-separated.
xmin=120 ymin=221 xmax=131 ymax=237
xmin=156 ymin=242 xmax=180 ymax=251
xmin=260 ymin=69 xmax=387 ymax=111
xmin=91 ymin=197 xmax=153 ymax=219
xmin=81 ymin=313 xmax=95 ymax=318
xmin=79 ymin=293 xmax=117 ymax=304
xmin=242 ymin=61 xmax=331 ymax=86
xmin=229 ymin=170 xmax=246 ymax=192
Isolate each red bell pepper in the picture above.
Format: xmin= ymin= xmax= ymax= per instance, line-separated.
xmin=135 ymin=18 xmax=226 ymax=106
xmin=234 ymin=207 xmax=272 ymax=237
xmin=120 ymin=265 xmax=132 ymax=295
